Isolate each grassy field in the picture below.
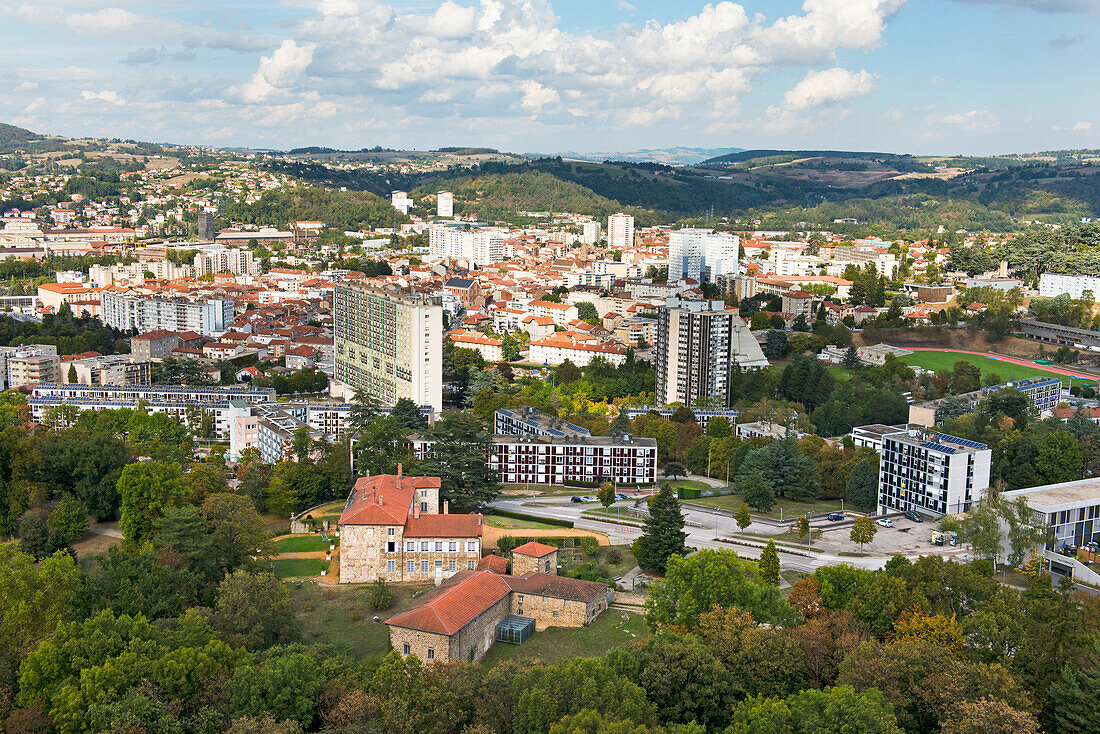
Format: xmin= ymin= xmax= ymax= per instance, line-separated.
xmin=272 ymin=558 xmax=328 ymax=579
xmin=275 ymin=535 xmax=331 ymax=553
xmin=479 ymin=606 xmax=647 ymax=666
xmin=483 ymin=513 xmax=561 ymax=530
xmin=662 ymin=479 xmax=711 ymax=491
xmin=903 ymin=352 xmax=1078 ymax=386
xmin=289 ymin=581 xmax=433 ymax=659
xmin=691 ymin=494 xmax=844 ymax=520
xmin=582 ymin=507 xmax=643 ymax=523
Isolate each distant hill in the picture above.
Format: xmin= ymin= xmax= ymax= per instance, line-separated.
xmin=0 ymin=123 xmax=41 ymax=145
xmin=701 ymin=149 xmax=906 ymax=165
xmin=547 ymin=147 xmax=743 ymax=166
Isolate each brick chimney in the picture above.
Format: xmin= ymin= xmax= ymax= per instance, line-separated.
xmin=443 ymin=500 xmax=449 ymax=515
xmin=414 ymin=500 xmax=420 ymax=519
xmin=397 ymin=463 xmax=403 ymax=481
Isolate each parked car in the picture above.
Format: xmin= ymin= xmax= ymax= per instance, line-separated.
xmin=570 ymin=496 xmax=584 ymax=503
xmin=827 ymin=512 xmax=845 ymax=522
xmin=581 ymin=496 xmax=598 ymax=503
xmin=876 ymin=518 xmax=895 ymax=528
xmin=615 ymin=492 xmax=631 ymax=500
xmin=904 ymin=510 xmax=924 ymax=523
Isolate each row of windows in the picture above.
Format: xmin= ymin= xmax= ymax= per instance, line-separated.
xmin=387 ymin=559 xmax=476 ymax=573
xmin=399 ymin=541 xmax=478 ymax=553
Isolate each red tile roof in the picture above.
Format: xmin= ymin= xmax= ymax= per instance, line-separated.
xmin=338 ymin=474 xmax=441 ymax=526
xmin=403 ymin=513 xmax=483 ymax=538
xmin=385 ymin=571 xmax=512 ymax=635
xmin=511 ymin=541 xmax=557 ymax=558
xmin=477 ymin=555 xmax=509 ymax=574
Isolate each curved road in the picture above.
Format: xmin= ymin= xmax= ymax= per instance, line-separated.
xmin=907 ymin=347 xmax=1098 ymax=381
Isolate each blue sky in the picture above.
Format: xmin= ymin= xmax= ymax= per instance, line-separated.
xmin=1 ymin=0 xmax=1096 ymax=155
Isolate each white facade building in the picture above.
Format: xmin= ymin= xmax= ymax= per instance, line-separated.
xmin=1039 ymin=273 xmax=1100 ymax=300
xmin=437 ymin=191 xmax=454 ymax=218
xmin=428 ymin=224 xmax=504 ymax=266
xmin=193 ymin=248 xmax=257 ymax=277
xmin=100 ymin=292 xmax=235 ymax=336
xmin=668 ymin=229 xmax=739 ymax=283
xmin=608 ymin=213 xmax=634 ymax=251
xmin=877 ymin=429 xmax=992 ymax=518
xmin=391 ymin=191 xmax=413 ymax=215
xmin=581 ymin=220 xmax=601 ymax=244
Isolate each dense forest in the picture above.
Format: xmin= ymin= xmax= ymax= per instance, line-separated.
xmin=221 ymin=188 xmax=409 ymax=232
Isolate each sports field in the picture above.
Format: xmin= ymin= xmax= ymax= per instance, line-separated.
xmin=903 ymin=350 xmax=1095 ymax=387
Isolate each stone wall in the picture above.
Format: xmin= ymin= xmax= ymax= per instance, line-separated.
xmin=512 ymin=550 xmax=557 ymax=577
xmin=340 ymin=523 xmax=481 ymax=584
xmin=389 ymin=594 xmax=511 ymax=664
xmin=510 ymin=589 xmax=611 ymax=631
xmin=447 ymin=594 xmax=512 ymax=663
xmin=389 ymin=626 xmax=452 ymax=664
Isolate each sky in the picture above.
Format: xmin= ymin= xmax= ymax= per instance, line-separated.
xmin=1 ymin=0 xmax=1097 ymax=155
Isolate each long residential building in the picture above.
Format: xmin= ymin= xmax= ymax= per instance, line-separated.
xmin=877 ymin=428 xmax=992 ymax=517
xmin=411 ymin=434 xmax=657 ymax=486
xmin=668 ymin=229 xmax=739 ymax=283
xmin=494 ymin=407 xmax=591 ymax=438
xmin=655 ymin=298 xmax=768 ymax=408
xmin=908 ymin=377 xmax=1065 ymax=426
xmin=0 ymin=345 xmax=61 ymax=389
xmin=100 ymin=291 xmax=236 ymax=336
xmin=193 ymin=248 xmax=257 ymax=277
xmin=334 ymin=283 xmax=443 ymax=412
xmin=428 ymin=224 xmax=503 ymax=266
xmin=1038 ymin=272 xmax=1100 ymax=300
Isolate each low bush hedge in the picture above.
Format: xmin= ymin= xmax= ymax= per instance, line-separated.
xmin=489 ymin=509 xmax=574 ymax=528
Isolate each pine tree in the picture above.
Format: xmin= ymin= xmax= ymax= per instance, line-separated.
xmin=842 ymin=346 xmax=861 ymax=369
xmin=1046 ymin=648 xmax=1100 ymax=734
xmin=759 ymin=539 xmax=780 ymax=585
xmin=635 ymin=483 xmax=686 ymax=572
xmin=609 ymin=410 xmax=631 ymax=435
xmin=735 ymin=502 xmax=752 ymax=532
xmin=846 ymin=460 xmax=878 ymax=512
xmin=739 ymin=468 xmax=776 ymax=513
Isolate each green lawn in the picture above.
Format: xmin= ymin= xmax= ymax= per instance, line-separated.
xmin=903 ymin=352 xmax=1081 ymax=386
xmin=275 ymin=535 xmax=331 ymax=553
xmin=483 ymin=513 xmax=560 ymax=530
xmin=691 ymin=493 xmax=844 ymax=520
xmin=662 ymin=479 xmax=711 ymax=491
xmin=479 ymin=606 xmax=648 ymax=667
xmin=272 ymin=558 xmax=328 ymax=579
xmin=288 ymin=581 xmax=433 ymax=659
xmin=582 ymin=507 xmax=642 ymax=523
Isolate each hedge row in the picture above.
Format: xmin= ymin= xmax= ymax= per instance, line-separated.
xmin=488 ymin=509 xmax=574 ymax=528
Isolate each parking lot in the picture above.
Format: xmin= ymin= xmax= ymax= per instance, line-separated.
xmin=809 ymin=515 xmax=971 ymax=558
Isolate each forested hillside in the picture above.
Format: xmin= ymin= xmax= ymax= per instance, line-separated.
xmin=221 ymin=187 xmax=409 ymax=231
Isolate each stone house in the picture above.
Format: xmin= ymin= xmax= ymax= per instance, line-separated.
xmin=338 ymin=469 xmax=483 ymax=584
xmin=386 ymin=569 xmax=611 ymax=663
xmin=511 ymin=541 xmax=558 ymax=577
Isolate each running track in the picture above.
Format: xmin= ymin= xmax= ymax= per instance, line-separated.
xmin=907 ymin=347 xmax=1098 ymax=381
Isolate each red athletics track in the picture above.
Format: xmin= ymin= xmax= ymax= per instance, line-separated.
xmin=906 ymin=347 xmax=1098 ymax=381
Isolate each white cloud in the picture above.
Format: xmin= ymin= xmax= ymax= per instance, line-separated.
xmin=782 ymin=67 xmax=876 ymax=110
xmin=519 ymin=81 xmax=560 ymax=113
xmin=235 ymin=39 xmax=315 ymax=103
xmin=1073 ymin=121 xmax=1093 ymax=131
xmin=617 ymin=0 xmax=635 ymax=10
xmin=79 ymin=89 xmax=125 ymax=105
xmin=940 ymin=109 xmax=999 ymax=130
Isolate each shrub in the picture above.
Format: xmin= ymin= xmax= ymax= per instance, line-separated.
xmin=607 ymin=548 xmax=624 ymax=565
xmin=579 ymin=536 xmax=599 ymax=557
xmin=368 ymin=579 xmax=393 ymax=610
xmin=497 ymin=535 xmax=519 ymax=554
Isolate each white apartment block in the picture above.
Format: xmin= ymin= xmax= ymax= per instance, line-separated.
xmin=581 ymin=220 xmax=601 ymax=244
xmin=878 ymin=429 xmax=992 ymax=518
xmin=608 ymin=213 xmax=634 ymax=250
xmin=655 ymin=298 xmax=769 ymax=408
xmin=437 ymin=191 xmax=454 ymax=218
xmin=100 ymin=292 xmax=235 ymax=336
xmin=494 ymin=407 xmax=591 ymax=438
xmin=1039 ymin=273 xmax=1100 ymax=300
xmin=428 ymin=224 xmax=504 ymax=266
xmin=68 ymin=354 xmax=151 ymax=386
xmin=334 ymin=283 xmax=443 ymax=412
xmin=391 ymin=191 xmax=413 ymax=215
xmin=668 ymin=229 xmax=739 ymax=283
xmin=193 ymin=248 xmax=257 ymax=277
xmin=0 ymin=345 xmax=60 ymax=389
